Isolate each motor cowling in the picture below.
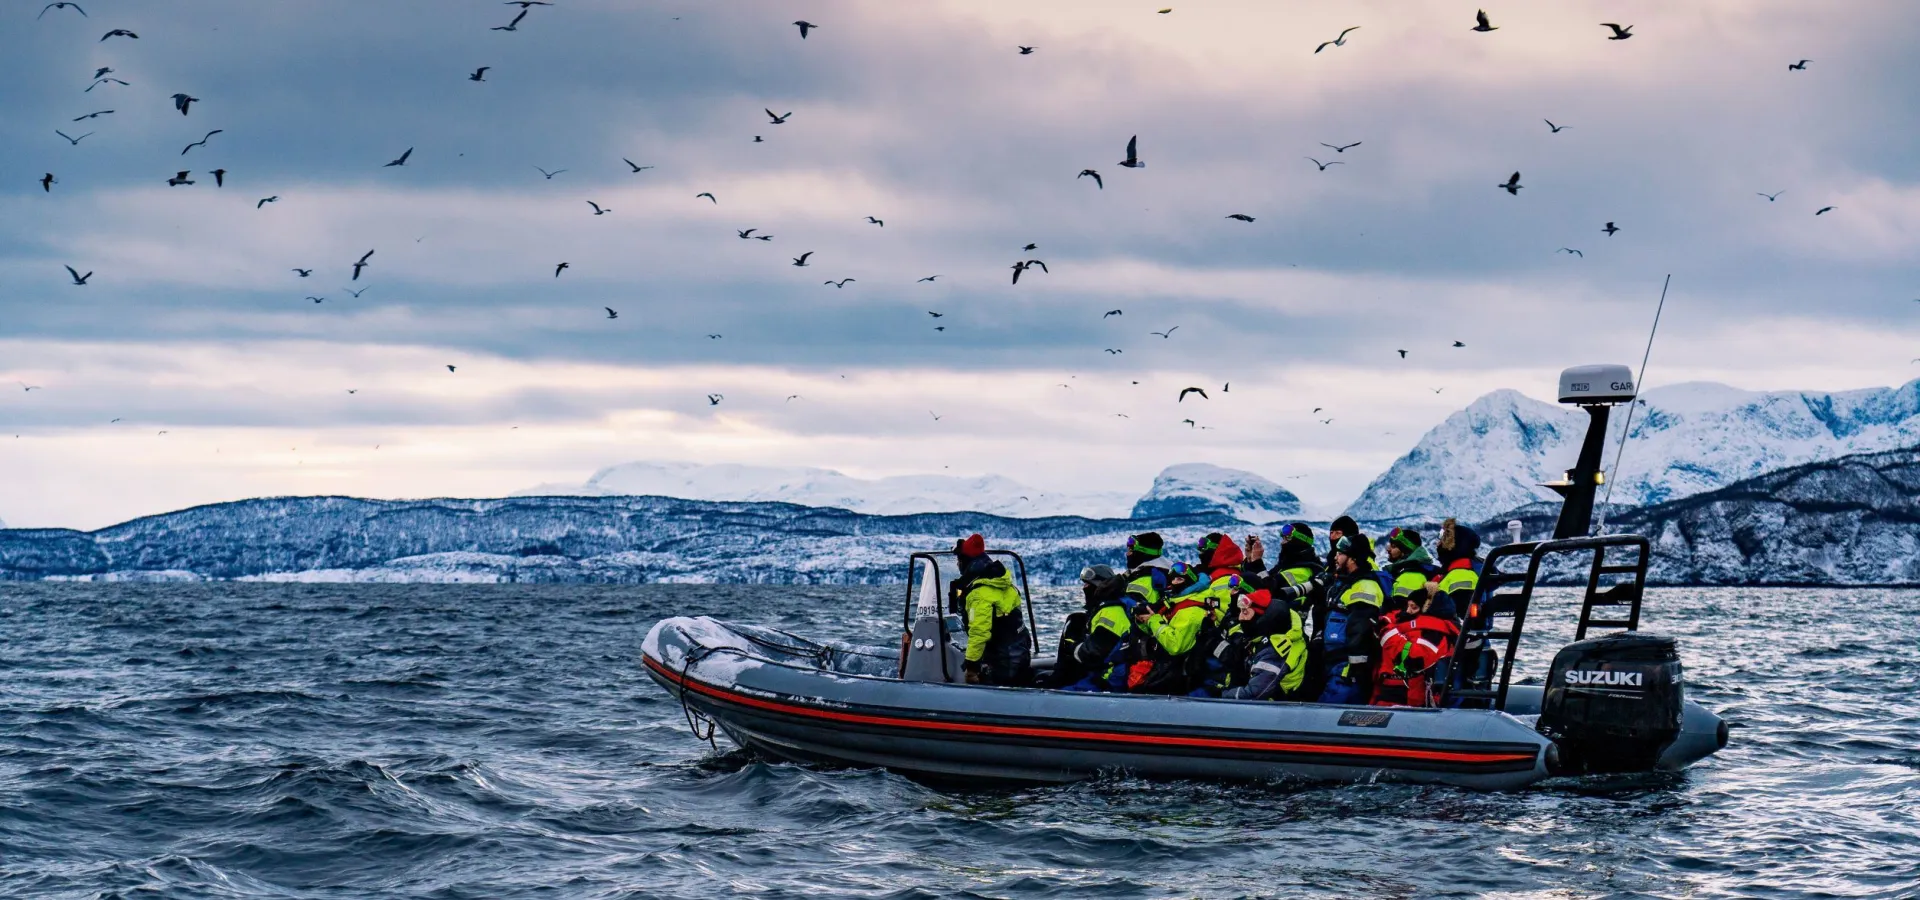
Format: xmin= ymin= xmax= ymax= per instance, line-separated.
xmin=1537 ymin=632 xmax=1683 ymax=774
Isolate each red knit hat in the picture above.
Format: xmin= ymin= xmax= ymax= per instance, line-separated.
xmin=956 ymin=533 xmax=986 ymax=558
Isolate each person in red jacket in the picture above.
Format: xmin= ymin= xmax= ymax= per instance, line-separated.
xmin=1372 ymin=588 xmax=1462 ymax=707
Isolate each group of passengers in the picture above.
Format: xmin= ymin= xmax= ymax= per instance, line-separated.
xmin=945 ymin=516 xmax=1489 ymax=709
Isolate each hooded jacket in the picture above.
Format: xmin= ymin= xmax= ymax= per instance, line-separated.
xmin=957 ymin=558 xmax=1030 ymax=683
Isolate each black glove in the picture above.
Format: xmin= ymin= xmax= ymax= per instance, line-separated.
xmin=963 ymin=659 xmax=984 ymax=685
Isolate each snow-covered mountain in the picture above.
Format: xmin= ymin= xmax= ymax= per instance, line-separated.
xmin=520 ymin=459 xmax=1308 ymax=521
xmin=1347 ymin=379 xmax=1920 ymax=524
xmin=1130 ymin=463 xmax=1301 ymax=523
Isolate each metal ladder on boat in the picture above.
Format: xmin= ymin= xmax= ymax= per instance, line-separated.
xmin=1449 ymin=534 xmax=1650 ymax=711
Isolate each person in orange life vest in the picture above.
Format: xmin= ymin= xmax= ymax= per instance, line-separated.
xmin=1372 ymin=579 xmax=1463 ymax=707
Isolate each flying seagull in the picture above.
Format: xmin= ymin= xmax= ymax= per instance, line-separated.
xmin=707 ymin=393 xmax=724 ymax=406
xmin=1118 ymin=135 xmax=1144 ymax=168
xmin=292 ymin=268 xmax=313 ymax=277
xmin=623 ymin=158 xmax=653 ymax=172
xmin=171 ymin=93 xmax=198 ymax=115
xmin=344 ymin=286 xmax=369 ymax=297
xmin=213 ymin=169 xmax=229 ymax=185
xmin=40 ymin=2 xmax=87 ymax=17
xmin=1557 ymin=247 xmax=1583 ymax=257
xmin=1178 ymin=387 xmax=1208 ymax=402
xmin=1105 ymin=348 xmax=1123 ymax=354
xmin=1816 ymin=206 xmax=1834 ymax=215
xmin=257 ymin=196 xmax=278 ymax=208
xmin=866 ymin=216 xmax=884 ymax=226
xmin=1320 ymin=141 xmax=1362 ymax=153
xmin=793 ymin=20 xmax=816 ymax=38
xmin=447 ymin=365 xmax=457 ymax=372
xmin=766 ymin=109 xmax=792 ymax=125
xmin=1150 ymin=326 xmax=1179 ymax=338
xmin=1499 ymin=171 xmax=1523 ymax=195
xmin=1471 ymin=9 xmax=1496 ymax=32
xmin=1023 ymin=243 xmax=1038 ymax=251
xmin=1010 ymin=259 xmax=1047 ymax=284
xmin=1103 ymin=309 xmax=1122 ymax=317
xmin=1306 ymin=157 xmax=1343 ymax=171
xmin=1019 ymin=46 xmax=1034 ymax=54
xmin=469 ymin=67 xmax=490 ymax=82
xmin=918 ymin=276 xmax=940 ymax=282
xmin=92 ymin=67 xmax=111 ymax=79
xmin=41 ymin=173 xmax=56 ymax=192
xmin=605 ymin=307 xmax=618 ymax=319
xmin=385 ymin=147 xmax=413 ymax=167
xmin=86 ymin=78 xmax=129 ymax=91
xmin=1078 ymin=169 xmax=1103 ymax=189
xmin=180 ymin=129 xmax=222 ymax=155
xmin=1397 ymin=349 xmax=1408 ymax=358
xmin=737 ymin=228 xmax=760 ymax=239
xmin=587 ymin=201 xmax=609 ymax=215
xmin=65 ymin=265 xmax=92 ymax=285
xmin=55 ymin=130 xmax=91 ymax=145
xmin=72 ymin=110 xmax=113 ymax=121
xmin=1600 ymin=23 xmax=1633 ymax=40
xmin=791 ymin=252 xmax=813 ymax=267
xmin=1315 ymin=26 xmax=1359 ymax=53
xmin=1182 ymin=419 xmax=1196 ymax=428
xmin=1603 ymin=221 xmax=1619 ymax=235
xmin=535 ymin=166 xmax=566 ymax=179
xmin=504 ymin=1 xmax=553 ymax=6
xmin=1226 ymin=214 xmax=1255 ymax=222
xmin=928 ymin=311 xmax=944 ymax=317
xmin=166 ymin=170 xmax=194 ymax=186
xmin=825 ymin=278 xmax=854 ymax=288
xmin=554 ymin=262 xmax=570 ymax=276
xmin=305 ymin=296 xmax=324 ymax=304
xmin=1788 ymin=60 xmax=1809 ymax=71
xmin=929 ymin=411 xmax=942 ymax=421
xmin=1452 ymin=340 xmax=1466 ymax=347
xmin=695 ymin=192 xmax=716 ymax=205
xmin=352 ymin=249 xmax=373 ymax=280
xmin=492 ymin=9 xmax=528 ymax=31
xmin=1544 ymin=119 xmax=1569 ymax=133
xmin=1758 ymin=191 xmax=1783 ymax=201
xmin=99 ymin=28 xmax=136 ymax=40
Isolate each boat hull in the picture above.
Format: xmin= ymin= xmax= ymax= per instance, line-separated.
xmin=645 ymin=616 xmax=1564 ymax=789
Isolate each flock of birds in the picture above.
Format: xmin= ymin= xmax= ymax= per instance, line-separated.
xmin=22 ymin=3 xmax=1886 ymax=448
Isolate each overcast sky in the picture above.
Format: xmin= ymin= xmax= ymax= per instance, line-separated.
xmin=4 ymin=0 xmax=1919 ymax=530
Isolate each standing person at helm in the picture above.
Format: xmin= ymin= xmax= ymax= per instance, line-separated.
xmin=950 ymin=533 xmax=1031 ymax=686
xmin=1382 ymin=527 xmax=1440 ymax=609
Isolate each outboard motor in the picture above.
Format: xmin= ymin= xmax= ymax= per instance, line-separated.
xmin=1537 ymin=632 xmax=1684 ymax=774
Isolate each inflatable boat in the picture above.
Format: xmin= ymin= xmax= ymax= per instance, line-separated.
xmin=643 ymin=365 xmax=1731 ymax=788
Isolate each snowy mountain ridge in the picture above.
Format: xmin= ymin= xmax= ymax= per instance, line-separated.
xmin=1346 ymin=378 xmax=1920 ymax=524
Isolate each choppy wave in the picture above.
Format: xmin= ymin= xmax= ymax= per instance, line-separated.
xmin=2 ymin=584 xmax=1916 ymax=898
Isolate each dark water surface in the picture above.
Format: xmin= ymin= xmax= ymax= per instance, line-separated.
xmin=1 ymin=584 xmax=1916 ymax=899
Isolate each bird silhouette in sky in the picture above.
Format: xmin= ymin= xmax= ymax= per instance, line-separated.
xmin=1558 ymin=247 xmax=1583 ymax=257
xmin=292 ymin=268 xmax=313 ymax=277
xmin=1788 ymin=60 xmax=1809 ymax=71
xmin=1816 ymin=206 xmax=1835 ymax=215
xmin=1011 ymin=259 xmax=1047 ymax=284
xmin=624 ymin=158 xmax=653 ymax=172
xmin=866 ymin=216 xmax=884 ymax=226
xmin=469 ymin=67 xmax=489 ymax=82
xmin=447 ymin=365 xmax=456 ymax=372
xmin=554 ymin=262 xmax=570 ymax=276
xmin=605 ymin=307 xmax=618 ymax=319
xmin=696 ymin=192 xmax=716 ymax=203
xmin=1471 ymin=9 xmax=1497 ymax=32
xmin=1603 ymin=221 xmax=1619 ymax=235
xmin=1118 ymin=135 xmax=1144 ymax=168
xmin=1104 ymin=309 xmax=1122 ymax=317
xmin=1545 ymin=119 xmax=1569 ymax=133
xmin=385 ymin=147 xmax=413 ymax=167
xmin=737 ymin=228 xmax=760 ymax=239
xmin=1758 ymin=191 xmax=1783 ymax=201
xmin=492 ymin=9 xmax=528 ymax=31
xmin=505 ymin=1 xmax=553 ymax=7
xmin=211 ymin=168 xmax=226 ymax=186
xmin=344 ymin=286 xmax=369 ymax=297
xmin=928 ymin=311 xmax=943 ymax=317
xmin=1023 ymin=243 xmax=1037 ymax=251
xmin=1019 ymin=46 xmax=1034 ymax=55
xmin=181 ymin=129 xmax=222 ymax=155
xmin=1179 ymin=387 xmax=1208 ymax=402
xmin=793 ymin=20 xmax=816 ymax=39
xmin=1078 ymin=169 xmax=1103 ymax=189
xmin=766 ymin=109 xmax=792 ymax=124
xmin=1315 ymin=26 xmax=1358 ymax=53
xmin=100 ymin=28 xmax=136 ymax=40
xmin=825 ymin=278 xmax=855 ymax=288
xmin=587 ymin=201 xmax=609 ymax=215
xmin=1499 ymin=171 xmax=1523 ymax=195
xmin=41 ymin=173 xmax=56 ymax=192
xmin=1601 ymin=23 xmax=1633 ymax=40
xmin=257 ymin=196 xmax=278 ymax=208
xmin=171 ymin=93 xmax=198 ymax=115
xmin=87 ymin=77 xmax=129 ymax=91
xmin=1397 ymin=349 xmax=1409 ymax=358
xmin=535 ymin=166 xmax=565 ymax=179
xmin=707 ymin=393 xmax=724 ymax=406
xmin=1306 ymin=157 xmax=1343 ymax=171
xmin=55 ymin=129 xmax=91 ymax=145
xmin=1150 ymin=326 xmax=1179 ymax=338
xmin=72 ymin=109 xmax=112 ymax=121
xmin=40 ymin=2 xmax=87 ymax=18
xmin=1453 ymin=340 xmax=1466 ymax=347
xmin=1226 ymin=214 xmax=1254 ymax=222
xmin=305 ymin=296 xmax=324 ymax=303
xmin=1321 ymin=141 xmax=1361 ymax=152
xmin=918 ymin=275 xmax=940 ymax=282
xmin=351 ymin=250 xmax=373 ymax=280
xmin=167 ymin=170 xmax=194 ymax=186
xmin=1105 ymin=349 xmax=1123 ymax=354
xmin=792 ymin=251 xmax=813 ymax=267
xmin=65 ymin=265 xmax=92 ymax=285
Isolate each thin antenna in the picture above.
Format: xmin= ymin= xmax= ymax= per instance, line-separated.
xmin=1596 ymin=273 xmax=1670 ymax=533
